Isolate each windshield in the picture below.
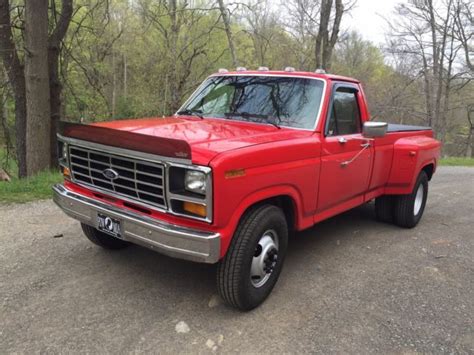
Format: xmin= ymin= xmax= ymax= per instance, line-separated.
xmin=179 ymin=75 xmax=325 ymax=129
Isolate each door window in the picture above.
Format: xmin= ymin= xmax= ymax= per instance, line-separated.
xmin=326 ymin=87 xmax=361 ymax=136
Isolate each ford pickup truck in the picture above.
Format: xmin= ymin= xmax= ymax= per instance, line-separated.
xmin=53 ymin=69 xmax=441 ymax=310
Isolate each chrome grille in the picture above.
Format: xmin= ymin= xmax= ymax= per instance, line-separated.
xmin=69 ymin=145 xmax=166 ymax=209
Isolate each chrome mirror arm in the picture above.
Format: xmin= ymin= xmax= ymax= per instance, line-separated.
xmin=340 ymin=142 xmax=371 ymax=167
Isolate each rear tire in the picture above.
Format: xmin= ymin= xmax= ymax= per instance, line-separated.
xmin=393 ymin=171 xmax=429 ymax=228
xmin=81 ymin=223 xmax=130 ymax=249
xmin=375 ymin=195 xmax=394 ymax=223
xmin=217 ymin=204 xmax=288 ymax=311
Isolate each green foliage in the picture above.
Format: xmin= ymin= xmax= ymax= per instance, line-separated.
xmin=0 ymin=170 xmax=63 ymax=203
xmin=0 ymin=147 xmax=18 ymax=177
xmin=1 ymin=0 xmax=472 ymax=164
xmin=0 ymin=147 xmax=62 ymax=202
xmin=62 ymin=0 xmax=234 ymax=121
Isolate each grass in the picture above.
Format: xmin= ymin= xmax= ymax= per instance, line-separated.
xmin=1 ymin=146 xmax=62 ymax=203
xmin=0 ymin=169 xmax=63 ymax=203
xmin=439 ymin=157 xmax=474 ymax=167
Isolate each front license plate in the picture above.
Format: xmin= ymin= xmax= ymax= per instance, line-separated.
xmin=97 ymin=213 xmax=122 ymax=239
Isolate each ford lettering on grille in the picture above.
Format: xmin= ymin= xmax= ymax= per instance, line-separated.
xmin=69 ymin=145 xmax=166 ymax=209
xmin=102 ymin=168 xmax=119 ymax=180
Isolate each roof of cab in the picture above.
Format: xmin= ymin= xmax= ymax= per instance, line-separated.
xmin=210 ymin=70 xmax=360 ymax=84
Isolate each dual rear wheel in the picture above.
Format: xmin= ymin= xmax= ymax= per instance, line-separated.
xmin=375 ymin=171 xmax=429 ymax=228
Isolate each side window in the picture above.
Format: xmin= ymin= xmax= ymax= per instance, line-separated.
xmin=326 ymin=87 xmax=361 ymax=136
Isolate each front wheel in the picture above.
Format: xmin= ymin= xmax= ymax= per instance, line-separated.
xmin=217 ymin=204 xmax=288 ymax=311
xmin=393 ymin=171 xmax=429 ymax=228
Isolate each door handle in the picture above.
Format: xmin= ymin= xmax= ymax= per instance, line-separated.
xmin=338 ymin=137 xmax=347 ymax=144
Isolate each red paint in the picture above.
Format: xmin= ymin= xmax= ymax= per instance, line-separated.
xmin=59 ymin=121 xmax=192 ymax=159
xmin=60 ymin=71 xmax=441 ymax=260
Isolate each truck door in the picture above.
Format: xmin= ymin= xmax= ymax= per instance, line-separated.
xmin=317 ymin=83 xmax=372 ymax=213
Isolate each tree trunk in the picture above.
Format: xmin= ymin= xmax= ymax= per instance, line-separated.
xmin=112 ymin=51 xmax=116 ymax=117
xmin=48 ymin=0 xmax=73 ymax=167
xmin=217 ymin=0 xmax=238 ymax=67
xmin=467 ymin=106 xmax=474 ymax=158
xmin=315 ymin=0 xmax=343 ymax=71
xmin=25 ymin=0 xmax=51 ymax=175
xmin=123 ymin=53 xmax=128 ymax=98
xmin=324 ymin=0 xmax=343 ymax=70
xmin=315 ymin=0 xmax=331 ymax=69
xmin=0 ymin=0 xmax=27 ymax=177
xmin=48 ymin=47 xmax=61 ymax=166
xmin=169 ymin=0 xmax=180 ymax=113
xmin=467 ymin=131 xmax=474 ymax=158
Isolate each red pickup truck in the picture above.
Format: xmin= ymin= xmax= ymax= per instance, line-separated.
xmin=53 ymin=69 xmax=441 ymax=310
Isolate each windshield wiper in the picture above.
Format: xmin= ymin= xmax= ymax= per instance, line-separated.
xmin=176 ymin=109 xmax=204 ymax=119
xmin=224 ymin=112 xmax=280 ymax=129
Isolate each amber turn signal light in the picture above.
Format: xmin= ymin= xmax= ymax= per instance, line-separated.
xmin=225 ymin=168 xmax=245 ymax=179
xmin=183 ymin=201 xmax=206 ymax=217
xmin=62 ymin=166 xmax=71 ymax=178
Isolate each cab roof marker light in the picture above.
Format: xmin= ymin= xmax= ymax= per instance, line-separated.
xmin=236 ymin=67 xmax=247 ymax=71
xmin=315 ymin=68 xmax=326 ymax=74
xmin=218 ymin=68 xmax=228 ymax=73
xmin=284 ymin=67 xmax=295 ymax=72
xmin=258 ymin=66 xmax=269 ymax=71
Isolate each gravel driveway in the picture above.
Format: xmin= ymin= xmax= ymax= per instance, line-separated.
xmin=1 ymin=167 xmax=473 ymax=354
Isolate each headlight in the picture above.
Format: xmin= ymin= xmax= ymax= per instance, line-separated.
xmin=62 ymin=143 xmax=68 ymax=160
xmin=58 ymin=141 xmax=68 ymax=166
xmin=185 ymin=170 xmax=207 ymax=195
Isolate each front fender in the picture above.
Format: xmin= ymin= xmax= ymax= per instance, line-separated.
xmin=216 ymin=184 xmax=311 ymax=258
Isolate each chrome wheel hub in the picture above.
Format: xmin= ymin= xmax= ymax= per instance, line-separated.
xmin=414 ymin=184 xmax=424 ymax=216
xmin=250 ymin=230 xmax=279 ymax=288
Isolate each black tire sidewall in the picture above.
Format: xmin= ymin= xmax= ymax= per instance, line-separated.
xmin=81 ymin=223 xmax=130 ymax=249
xmin=396 ymin=171 xmax=429 ymax=228
xmin=237 ymin=206 xmax=288 ymax=309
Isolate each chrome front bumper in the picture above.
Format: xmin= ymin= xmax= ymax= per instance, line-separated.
xmin=52 ymin=184 xmax=220 ymax=263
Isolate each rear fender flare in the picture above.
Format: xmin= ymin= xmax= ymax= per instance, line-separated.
xmin=386 ymin=136 xmax=440 ymax=194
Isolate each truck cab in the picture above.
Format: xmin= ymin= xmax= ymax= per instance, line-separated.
xmin=53 ymin=69 xmax=441 ymax=310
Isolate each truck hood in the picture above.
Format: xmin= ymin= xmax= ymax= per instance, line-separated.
xmin=94 ymin=116 xmax=313 ymax=165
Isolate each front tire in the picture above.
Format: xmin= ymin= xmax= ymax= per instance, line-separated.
xmin=393 ymin=171 xmax=429 ymax=228
xmin=217 ymin=204 xmax=288 ymax=311
xmin=81 ymin=223 xmax=130 ymax=249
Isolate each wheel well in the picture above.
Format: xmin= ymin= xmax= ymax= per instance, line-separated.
xmin=243 ymin=195 xmax=296 ymax=232
xmin=422 ymin=163 xmax=434 ymax=180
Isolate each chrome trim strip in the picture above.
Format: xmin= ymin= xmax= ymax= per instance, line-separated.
xmin=52 ymin=184 xmax=220 ymax=263
xmin=68 ymin=144 xmax=167 ymax=210
xmin=59 ymin=134 xmax=192 ymax=165
xmin=165 ymin=162 xmax=213 ymax=223
xmin=58 ymin=135 xmax=214 ymax=223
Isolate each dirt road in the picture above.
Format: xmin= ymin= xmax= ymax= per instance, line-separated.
xmin=1 ymin=167 xmax=473 ymax=353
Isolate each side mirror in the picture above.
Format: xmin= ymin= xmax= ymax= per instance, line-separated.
xmin=363 ymin=121 xmax=388 ymax=138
